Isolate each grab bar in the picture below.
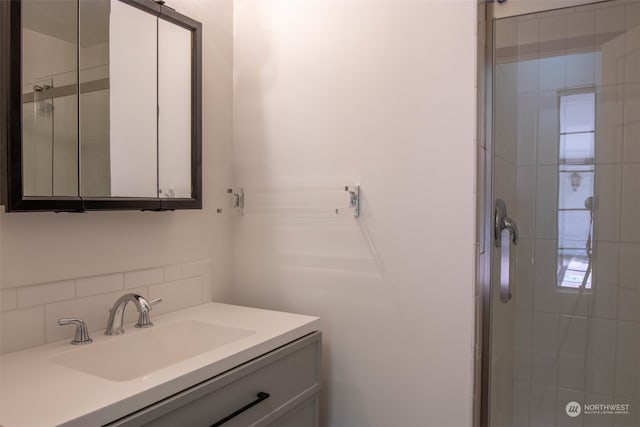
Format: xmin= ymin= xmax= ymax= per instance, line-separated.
xmin=495 ymin=199 xmax=518 ymax=303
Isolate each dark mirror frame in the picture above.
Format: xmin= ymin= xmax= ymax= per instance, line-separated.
xmin=0 ymin=0 xmax=202 ymax=212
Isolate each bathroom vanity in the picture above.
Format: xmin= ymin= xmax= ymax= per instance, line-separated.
xmin=0 ymin=303 xmax=321 ymax=427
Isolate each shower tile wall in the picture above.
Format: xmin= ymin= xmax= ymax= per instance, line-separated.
xmin=496 ymin=2 xmax=640 ymax=426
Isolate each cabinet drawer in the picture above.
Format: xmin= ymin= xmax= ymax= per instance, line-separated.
xmin=108 ymin=332 xmax=321 ymax=427
xmin=269 ymin=397 xmax=319 ymax=427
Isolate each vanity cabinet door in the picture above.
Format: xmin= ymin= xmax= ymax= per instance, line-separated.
xmin=107 ymin=332 xmax=321 ymax=427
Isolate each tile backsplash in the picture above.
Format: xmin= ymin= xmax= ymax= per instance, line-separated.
xmin=0 ymin=259 xmax=213 ymax=354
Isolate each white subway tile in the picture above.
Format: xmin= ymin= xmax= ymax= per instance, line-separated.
xmin=623 ymin=85 xmax=640 ymax=163
xmin=621 ymin=164 xmax=640 ymax=242
xmin=17 ymin=280 xmax=75 ymax=308
xmin=596 ymin=85 xmax=623 ymax=165
xmin=626 ymin=1 xmax=640 ymax=33
xmin=201 ymin=267 xmax=213 ymax=303
xmin=516 ymin=168 xmax=536 ymax=240
xmin=45 ymin=287 xmax=148 ymax=343
xmin=494 ymin=156 xmax=516 ymax=209
xmin=560 ymin=291 xmax=589 ymax=318
xmin=517 ymin=58 xmax=539 ymax=95
xmin=535 ymin=166 xmax=558 ymax=241
xmin=586 ymin=318 xmax=616 ymax=396
xmin=623 ymin=121 xmax=640 ymax=166
xmin=211 ymin=260 xmax=232 ymax=303
xmin=533 ymin=239 xmax=560 ymax=314
xmin=626 ymin=50 xmax=640 ymax=86
xmin=180 ymin=259 xmax=211 ymax=279
xmin=529 ymin=382 xmax=557 ymax=427
xmin=600 ymin=34 xmax=624 ymax=86
xmin=619 ymin=242 xmax=640 ymax=291
xmin=618 ymin=286 xmax=639 ymax=323
xmin=149 ymin=277 xmax=202 ymax=316
xmin=589 ymin=241 xmax=619 ymax=320
xmin=567 ymin=8 xmax=594 ymax=41
xmin=558 ymin=316 xmax=588 ymax=391
xmin=514 ymin=309 xmax=532 ymax=381
xmin=537 ymin=92 xmax=560 ymax=166
xmin=596 ymin=3 xmax=625 ymax=35
xmin=518 ymin=16 xmax=539 ymax=47
xmin=517 ymin=93 xmax=538 ymax=168
xmin=495 ymin=18 xmax=517 ymax=50
xmin=615 ymin=321 xmax=639 ymax=399
xmin=164 ymin=264 xmax=181 ymax=282
xmin=495 ymin=63 xmax=518 ymax=164
xmin=512 ymin=379 xmax=530 ymax=427
xmin=76 ymin=273 xmax=124 ymax=297
xmin=539 ymin=13 xmax=566 ymax=44
xmin=1 ymin=306 xmax=45 ymax=354
xmin=1 ymin=289 xmax=17 ymax=311
xmin=124 ymin=268 xmax=164 ymax=289
xmin=531 ymin=311 xmax=560 ymax=385
xmin=594 ymin=164 xmax=622 ymax=243
xmin=597 ymin=4 xmax=625 ymax=85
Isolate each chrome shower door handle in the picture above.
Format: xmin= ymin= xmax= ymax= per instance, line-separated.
xmin=495 ymin=199 xmax=518 ymax=303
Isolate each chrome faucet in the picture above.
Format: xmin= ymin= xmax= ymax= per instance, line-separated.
xmin=105 ymin=293 xmax=162 ymax=335
xmin=58 ymin=318 xmax=93 ymax=345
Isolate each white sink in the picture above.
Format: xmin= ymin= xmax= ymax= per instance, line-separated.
xmin=52 ymin=320 xmax=255 ymax=381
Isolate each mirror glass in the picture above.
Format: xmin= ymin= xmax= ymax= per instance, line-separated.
xmin=14 ymin=0 xmax=199 ymax=210
xmin=80 ymin=0 xmax=158 ymax=198
xmin=78 ymin=0 xmax=110 ymax=197
xmin=158 ymin=19 xmax=192 ymax=199
xmin=22 ymin=0 xmax=79 ymax=197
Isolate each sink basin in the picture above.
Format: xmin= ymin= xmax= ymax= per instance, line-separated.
xmin=52 ymin=320 xmax=255 ymax=381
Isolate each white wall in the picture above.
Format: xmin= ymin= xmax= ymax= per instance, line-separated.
xmin=232 ymin=1 xmax=477 ymax=426
xmin=3 ymin=1 xmax=479 ymax=424
xmin=0 ymin=0 xmax=234 ymax=350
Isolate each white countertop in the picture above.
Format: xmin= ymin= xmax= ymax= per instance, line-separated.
xmin=0 ymin=302 xmax=319 ymax=427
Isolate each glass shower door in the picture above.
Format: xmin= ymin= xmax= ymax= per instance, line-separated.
xmin=489 ymin=1 xmax=640 ymax=426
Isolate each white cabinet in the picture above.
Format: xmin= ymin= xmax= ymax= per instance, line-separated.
xmin=107 ymin=332 xmax=321 ymax=427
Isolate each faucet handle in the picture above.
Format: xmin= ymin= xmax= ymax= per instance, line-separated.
xmin=135 ymin=298 xmax=162 ymax=328
xmin=58 ymin=318 xmax=93 ymax=345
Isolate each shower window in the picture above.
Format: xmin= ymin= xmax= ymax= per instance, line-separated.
xmin=557 ymin=89 xmax=595 ymax=289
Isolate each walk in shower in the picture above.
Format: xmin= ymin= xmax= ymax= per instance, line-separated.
xmin=483 ymin=1 xmax=640 ymax=426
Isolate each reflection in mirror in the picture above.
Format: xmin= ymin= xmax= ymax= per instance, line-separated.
xmin=22 ymin=0 xmax=78 ymax=197
xmin=158 ymin=19 xmax=192 ymax=199
xmin=80 ymin=0 xmax=158 ymax=198
xmin=79 ymin=0 xmax=110 ymax=197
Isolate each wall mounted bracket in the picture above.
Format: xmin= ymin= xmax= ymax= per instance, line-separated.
xmin=228 ymin=188 xmax=245 ymax=215
xmin=342 ymin=185 xmax=360 ymax=217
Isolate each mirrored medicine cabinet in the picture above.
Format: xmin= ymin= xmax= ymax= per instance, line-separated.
xmin=0 ymin=0 xmax=202 ymax=212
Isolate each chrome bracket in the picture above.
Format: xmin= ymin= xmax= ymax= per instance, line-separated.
xmin=345 ymin=185 xmax=360 ymax=217
xmin=228 ymin=188 xmax=245 ymax=215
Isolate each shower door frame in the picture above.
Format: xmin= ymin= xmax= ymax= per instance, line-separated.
xmin=477 ymin=1 xmax=616 ymax=426
xmin=477 ymin=2 xmax=494 ymax=426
